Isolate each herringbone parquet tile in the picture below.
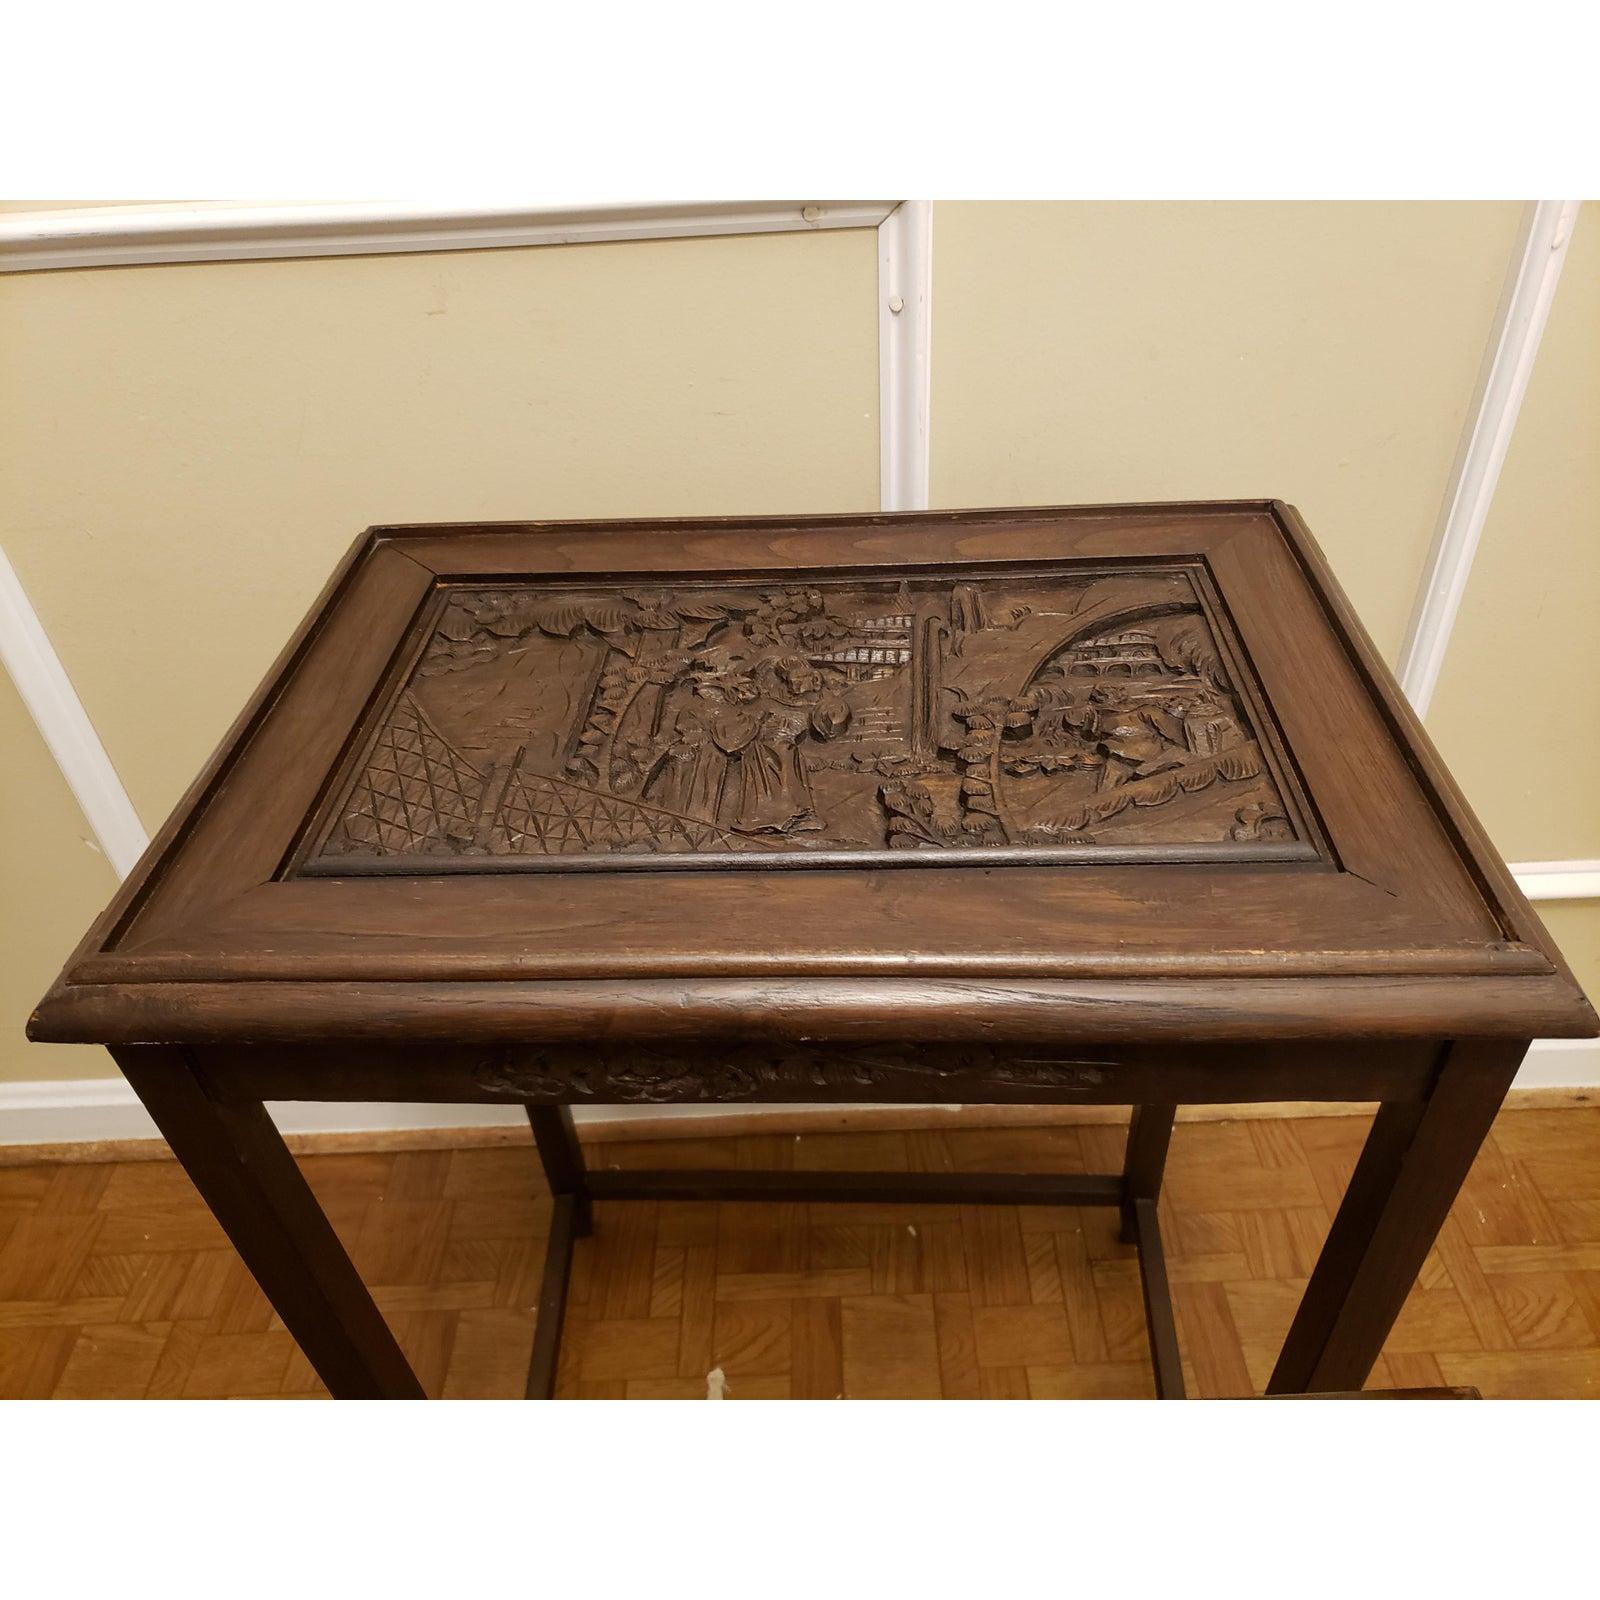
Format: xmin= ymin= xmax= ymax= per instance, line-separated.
xmin=1 ymin=1108 xmax=1596 ymax=1399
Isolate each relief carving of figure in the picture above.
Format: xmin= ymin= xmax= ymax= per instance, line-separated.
xmin=645 ymin=654 xmax=848 ymax=835
xmin=315 ymin=570 xmax=1302 ymax=866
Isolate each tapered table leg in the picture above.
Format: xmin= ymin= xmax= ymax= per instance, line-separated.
xmin=1120 ymin=1102 xmax=1175 ymax=1244
xmin=523 ymin=1104 xmax=592 ymax=1397
xmin=526 ymin=1105 xmax=592 ymax=1236
xmin=1268 ymin=1039 xmax=1524 ymax=1395
xmin=113 ymin=1045 xmax=424 ymax=1399
xmin=526 ymin=1195 xmax=581 ymax=1399
xmin=1129 ymin=1197 xmax=1185 ymax=1398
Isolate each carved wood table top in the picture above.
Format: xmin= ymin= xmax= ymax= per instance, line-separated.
xmin=30 ymin=503 xmax=1596 ymax=1399
xmin=34 ymin=501 xmax=1592 ymax=1047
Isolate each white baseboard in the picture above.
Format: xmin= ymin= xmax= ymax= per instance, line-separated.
xmin=0 ymin=1082 xmax=791 ymax=1148
xmin=1497 ymin=1037 xmax=1600 ymax=1091
xmin=3 ymin=1039 xmax=1596 ymax=1148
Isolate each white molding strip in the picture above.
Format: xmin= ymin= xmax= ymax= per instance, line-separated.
xmin=1508 ymin=1039 xmax=1600 ymax=1092
xmin=0 ymin=200 xmax=898 ymax=274
xmin=0 ymin=1080 xmax=520 ymax=1147
xmin=0 ymin=543 xmax=148 ymax=879
xmin=0 ymin=1082 xmax=850 ymax=1148
xmin=878 ymin=200 xmax=933 ymax=511
xmin=5 ymin=1039 xmax=1596 ymax=1146
xmin=1512 ymin=860 xmax=1600 ymax=902
xmin=1397 ymin=200 xmax=1583 ymax=717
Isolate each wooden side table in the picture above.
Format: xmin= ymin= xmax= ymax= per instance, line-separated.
xmin=30 ymin=503 xmax=1596 ymax=1399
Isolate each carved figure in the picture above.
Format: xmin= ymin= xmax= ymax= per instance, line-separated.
xmin=311 ymin=569 xmax=1301 ymax=867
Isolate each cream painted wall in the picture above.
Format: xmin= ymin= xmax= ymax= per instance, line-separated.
xmin=0 ymin=226 xmax=879 ymax=1083
xmin=0 ymin=229 xmax=879 ymax=831
xmin=0 ymin=673 xmax=122 ymax=1081
xmin=1536 ymin=904 xmax=1600 ymax=1007
xmin=1429 ymin=206 xmax=1599 ymax=864
xmin=929 ymin=201 xmax=1521 ymax=661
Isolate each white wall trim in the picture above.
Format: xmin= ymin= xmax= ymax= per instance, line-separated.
xmin=1506 ymin=1039 xmax=1600 ymax=1092
xmin=0 ymin=543 xmax=148 ymax=879
xmin=1397 ymin=200 xmax=1583 ymax=717
xmin=0 ymin=200 xmax=899 ymax=275
xmin=1512 ymin=860 xmax=1600 ymax=903
xmin=0 ymin=1081 xmax=836 ymax=1148
xmin=877 ymin=200 xmax=933 ymax=511
xmin=0 ymin=1079 xmax=521 ymax=1147
xmin=5 ymin=1039 xmax=1596 ymax=1147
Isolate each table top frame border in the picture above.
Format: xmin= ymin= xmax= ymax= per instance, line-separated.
xmin=29 ymin=501 xmax=1597 ymax=1046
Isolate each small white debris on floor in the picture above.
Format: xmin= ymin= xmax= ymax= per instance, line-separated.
xmin=706 ymin=1366 xmax=729 ymax=1400
xmin=907 ymin=1225 xmax=918 ymax=1237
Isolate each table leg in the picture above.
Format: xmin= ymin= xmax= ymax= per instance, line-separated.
xmin=526 ymin=1195 xmax=581 ymax=1400
xmin=113 ymin=1045 xmax=425 ymax=1400
xmin=524 ymin=1105 xmax=591 ymax=1398
xmin=526 ymin=1105 xmax=593 ymax=1236
xmin=1267 ymin=1038 xmax=1524 ymax=1395
xmin=1119 ymin=1102 xmax=1175 ymax=1244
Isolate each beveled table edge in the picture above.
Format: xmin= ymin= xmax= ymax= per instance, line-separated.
xmin=28 ymin=972 xmax=1599 ymax=1046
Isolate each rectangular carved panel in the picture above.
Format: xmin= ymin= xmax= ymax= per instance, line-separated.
xmin=294 ymin=563 xmax=1317 ymax=874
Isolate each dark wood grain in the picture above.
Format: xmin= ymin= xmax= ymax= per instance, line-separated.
xmin=1131 ymin=1197 xmax=1185 ymax=1399
xmin=1267 ymin=1039 xmax=1526 ymax=1394
xmin=527 ymin=1105 xmax=591 ymax=1235
xmin=1120 ymin=1102 xmax=1175 ymax=1243
xmin=30 ymin=503 xmax=1593 ymax=1050
xmin=27 ymin=503 xmax=1596 ymax=1402
xmin=111 ymin=1045 xmax=422 ymax=1400
xmin=583 ymin=1170 xmax=1126 ymax=1205
xmin=295 ymin=563 xmax=1310 ymax=872
xmin=1270 ymin=501 xmax=1567 ymax=965
xmin=526 ymin=1194 xmax=580 ymax=1400
xmin=176 ymin=1039 xmax=1441 ymax=1106
xmin=34 ymin=974 xmax=1589 ymax=1048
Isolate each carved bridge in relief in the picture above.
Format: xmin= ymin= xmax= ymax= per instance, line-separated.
xmin=298 ymin=564 xmax=1315 ymax=874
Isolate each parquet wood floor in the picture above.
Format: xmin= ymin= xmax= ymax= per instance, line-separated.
xmin=1 ymin=1108 xmax=1596 ymax=1399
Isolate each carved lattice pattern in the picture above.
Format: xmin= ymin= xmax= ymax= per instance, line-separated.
xmin=490 ymin=769 xmax=751 ymax=857
xmin=336 ymin=697 xmax=487 ymax=855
